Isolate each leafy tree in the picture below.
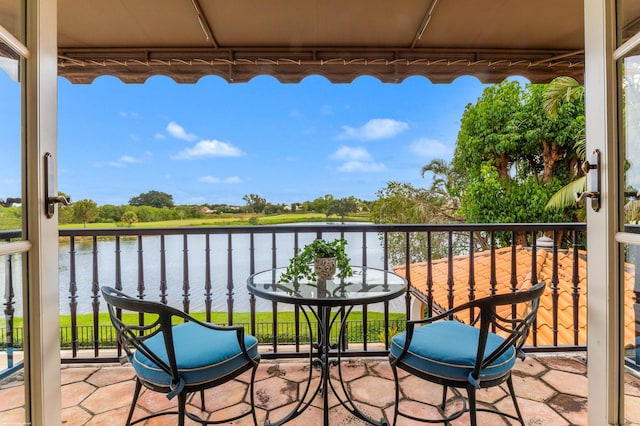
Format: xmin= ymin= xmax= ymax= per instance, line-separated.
xmin=97 ymin=204 xmax=124 ymax=223
xmin=58 ymin=192 xmax=74 ymax=224
xmin=129 ymin=190 xmax=174 ymax=209
xmin=72 ymin=199 xmax=98 ymax=228
xmin=372 ymin=182 xmax=464 ymax=264
xmin=121 ymin=210 xmax=138 ymax=226
xmin=451 ymin=80 xmax=584 ymax=245
xmin=326 ymin=197 xmax=358 ymax=222
xmin=305 ymin=195 xmax=334 ymax=214
xmin=242 ymin=193 xmax=267 ymax=213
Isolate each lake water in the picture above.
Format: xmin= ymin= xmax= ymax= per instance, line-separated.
xmin=52 ymin=227 xmax=405 ymax=316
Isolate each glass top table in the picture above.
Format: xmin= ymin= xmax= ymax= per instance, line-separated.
xmin=247 ymin=266 xmax=407 ymax=307
xmin=247 ymin=266 xmax=407 ymax=426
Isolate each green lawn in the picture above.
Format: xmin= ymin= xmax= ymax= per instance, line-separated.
xmin=1 ymin=310 xmax=406 ymax=348
xmin=1 ymin=310 xmax=404 ymax=329
xmin=58 ymin=212 xmax=370 ymax=229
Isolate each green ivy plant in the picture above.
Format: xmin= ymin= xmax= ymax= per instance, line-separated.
xmin=279 ymin=238 xmax=353 ymax=283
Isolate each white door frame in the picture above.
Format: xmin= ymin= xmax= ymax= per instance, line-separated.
xmin=585 ymin=0 xmax=622 ymax=424
xmin=23 ymin=0 xmax=61 ymax=424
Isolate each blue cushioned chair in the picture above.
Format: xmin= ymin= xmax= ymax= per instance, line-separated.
xmin=101 ymin=286 xmax=261 ymax=426
xmin=389 ymin=282 xmax=545 ymax=426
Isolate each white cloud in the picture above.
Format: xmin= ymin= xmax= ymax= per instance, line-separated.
xmin=97 ymin=155 xmax=144 ymax=168
xmin=331 ymin=146 xmax=385 ymax=173
xmin=198 ymin=175 xmax=243 ymax=184
xmin=331 ymin=146 xmax=372 ymax=162
xmin=119 ymin=155 xmax=143 ymax=164
xmin=321 ymin=104 xmax=333 ymax=115
xmin=409 ymin=138 xmax=453 ymax=158
xmin=173 ymin=139 xmax=246 ymax=159
xmin=338 ymin=118 xmax=409 ymax=141
xmin=154 ymin=133 xmax=166 ymax=140
xmin=167 ymin=121 xmax=197 ymax=142
xmin=338 ymin=161 xmax=386 ymax=173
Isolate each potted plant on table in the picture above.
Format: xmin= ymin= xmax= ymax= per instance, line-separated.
xmin=279 ymin=238 xmax=353 ymax=283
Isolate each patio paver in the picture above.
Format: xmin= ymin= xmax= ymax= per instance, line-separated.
xmin=3 ymin=353 xmax=639 ymax=425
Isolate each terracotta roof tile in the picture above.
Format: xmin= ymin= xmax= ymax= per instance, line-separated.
xmin=394 ymin=246 xmax=589 ymax=347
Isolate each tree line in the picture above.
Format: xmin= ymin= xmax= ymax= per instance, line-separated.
xmin=57 ymin=190 xmax=371 ymax=227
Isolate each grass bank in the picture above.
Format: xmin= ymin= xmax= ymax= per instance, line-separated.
xmin=58 ymin=212 xmax=371 ymax=229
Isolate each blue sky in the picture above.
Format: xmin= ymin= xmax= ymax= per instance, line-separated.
xmin=4 ymin=71 xmax=491 ymax=206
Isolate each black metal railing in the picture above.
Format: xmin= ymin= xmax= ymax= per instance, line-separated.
xmin=0 ymin=223 xmax=587 ymax=368
xmin=0 ymin=230 xmax=22 ymax=379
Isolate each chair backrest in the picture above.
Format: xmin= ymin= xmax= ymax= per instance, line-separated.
xmin=101 ymin=286 xmax=185 ymax=387
xmin=470 ymin=281 xmax=546 ymax=381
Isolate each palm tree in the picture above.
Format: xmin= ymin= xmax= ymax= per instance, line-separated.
xmin=420 ymin=158 xmax=460 ymax=196
xmin=543 ymin=77 xmax=587 ymax=215
xmin=543 ymin=76 xmax=584 ymax=120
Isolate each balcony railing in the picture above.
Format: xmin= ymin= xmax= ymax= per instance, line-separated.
xmin=0 ymin=223 xmax=587 ymax=368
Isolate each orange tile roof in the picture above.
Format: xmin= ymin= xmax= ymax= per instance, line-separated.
xmin=395 ymin=246 xmax=638 ymax=348
xmin=394 ymin=246 xmax=588 ymax=347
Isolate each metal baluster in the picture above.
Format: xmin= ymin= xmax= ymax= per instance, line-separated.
xmin=159 ymin=235 xmax=167 ymax=304
xmin=405 ymin=232 xmax=412 ymax=315
xmin=137 ymin=235 xmax=145 ymax=328
xmin=91 ymin=236 xmax=100 ymax=357
xmin=426 ymin=231 xmax=433 ymax=318
xmin=571 ymin=230 xmax=581 ymax=346
xmin=552 ymin=230 xmax=560 ymax=347
xmin=530 ymin=231 xmax=539 ymax=346
xmin=362 ymin=231 xmax=367 ymax=267
xmin=226 ymin=233 xmax=234 ymax=325
xmin=468 ymin=231 xmax=475 ymax=323
xmin=182 ymin=234 xmax=190 ymax=313
xmin=384 ymin=301 xmax=390 ymax=350
xmin=510 ymin=232 xmax=518 ymax=320
xmin=447 ymin=231 xmax=454 ymax=313
xmin=114 ymin=236 xmax=122 ymax=358
xmin=490 ymin=231 xmax=497 ymax=296
xmin=249 ymin=232 xmax=256 ymax=336
xmin=114 ymin=236 xmax=122 ymax=292
xmin=293 ymin=232 xmax=300 ymax=352
xmin=530 ymin=231 xmax=538 ymax=284
xmin=68 ymin=236 xmax=78 ymax=357
xmin=272 ymin=301 xmax=278 ymax=353
xmin=362 ymin=304 xmax=368 ymax=351
xmin=383 ymin=231 xmax=389 ymax=272
xmin=3 ymin=254 xmax=15 ymax=368
xmin=204 ymin=233 xmax=212 ymax=322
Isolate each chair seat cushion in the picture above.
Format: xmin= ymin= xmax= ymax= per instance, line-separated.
xmin=390 ymin=321 xmax=515 ymax=387
xmin=131 ymin=322 xmax=258 ymax=389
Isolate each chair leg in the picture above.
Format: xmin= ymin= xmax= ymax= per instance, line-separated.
xmin=441 ymin=385 xmax=448 ymax=409
xmin=200 ymin=389 xmax=206 ymax=411
xmin=390 ymin=363 xmax=400 ymax=426
xmin=177 ymin=393 xmax=187 ymax=426
xmin=250 ymin=364 xmax=259 ymax=426
xmin=126 ymin=379 xmax=143 ymax=426
xmin=507 ymin=375 xmax=525 ymax=425
xmin=467 ymin=386 xmax=477 ymax=426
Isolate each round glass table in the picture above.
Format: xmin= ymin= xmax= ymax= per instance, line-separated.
xmin=247 ymin=266 xmax=407 ymax=426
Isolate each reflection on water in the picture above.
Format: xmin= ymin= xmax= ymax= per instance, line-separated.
xmin=51 ymin=230 xmax=403 ymax=315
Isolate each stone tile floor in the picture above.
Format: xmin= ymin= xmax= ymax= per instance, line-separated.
xmin=1 ymin=353 xmax=638 ymax=425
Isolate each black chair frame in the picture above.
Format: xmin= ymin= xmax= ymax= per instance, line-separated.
xmin=102 ymin=286 xmax=261 ymax=426
xmin=389 ymin=281 xmax=545 ymax=426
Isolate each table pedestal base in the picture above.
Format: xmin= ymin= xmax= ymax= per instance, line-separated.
xmin=264 ymin=305 xmax=388 ymax=426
